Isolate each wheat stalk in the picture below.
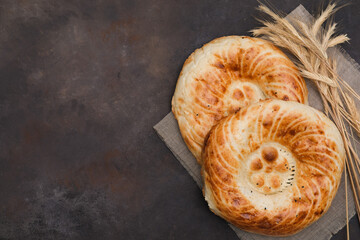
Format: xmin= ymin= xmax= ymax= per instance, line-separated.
xmin=251 ymin=3 xmax=360 ymax=239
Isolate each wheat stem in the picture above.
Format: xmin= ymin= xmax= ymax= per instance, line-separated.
xmin=252 ymin=3 xmax=360 ymax=238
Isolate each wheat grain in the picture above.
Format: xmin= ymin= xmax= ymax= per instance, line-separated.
xmin=251 ymin=3 xmax=360 ymax=238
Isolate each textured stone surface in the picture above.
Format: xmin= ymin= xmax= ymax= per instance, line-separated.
xmin=0 ymin=0 xmax=359 ymax=239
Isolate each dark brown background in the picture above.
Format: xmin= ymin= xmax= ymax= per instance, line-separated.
xmin=0 ymin=0 xmax=359 ymax=239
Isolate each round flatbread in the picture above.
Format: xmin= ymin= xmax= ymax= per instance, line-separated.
xmin=172 ymin=36 xmax=308 ymax=162
xmin=202 ymin=99 xmax=344 ymax=236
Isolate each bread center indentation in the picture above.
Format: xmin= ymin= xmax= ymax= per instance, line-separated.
xmin=222 ymin=81 xmax=265 ymax=115
xmin=245 ymin=142 xmax=297 ymax=195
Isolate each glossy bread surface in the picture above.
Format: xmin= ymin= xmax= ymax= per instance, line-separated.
xmin=172 ymin=36 xmax=308 ymax=162
xmin=202 ymin=99 xmax=345 ymax=236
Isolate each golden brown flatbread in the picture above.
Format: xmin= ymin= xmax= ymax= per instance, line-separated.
xmin=172 ymin=36 xmax=308 ymax=163
xmin=202 ymin=99 xmax=344 ymax=236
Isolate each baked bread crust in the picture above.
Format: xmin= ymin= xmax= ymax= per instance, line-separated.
xmin=202 ymin=99 xmax=345 ymax=236
xmin=172 ymin=36 xmax=308 ymax=162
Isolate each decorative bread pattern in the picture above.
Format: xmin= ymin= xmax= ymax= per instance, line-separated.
xmin=202 ymin=99 xmax=345 ymax=236
xmin=172 ymin=36 xmax=308 ymax=162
